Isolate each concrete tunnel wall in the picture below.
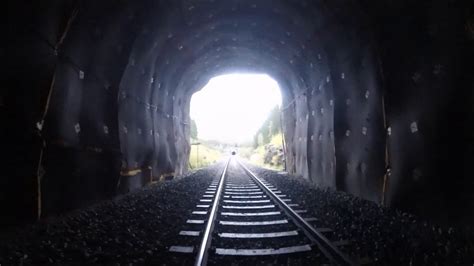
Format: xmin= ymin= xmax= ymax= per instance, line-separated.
xmin=2 ymin=0 xmax=473 ymax=227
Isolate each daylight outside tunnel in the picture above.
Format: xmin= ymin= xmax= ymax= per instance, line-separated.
xmin=188 ymin=73 xmax=283 ymax=169
xmin=2 ymin=0 xmax=474 ymax=264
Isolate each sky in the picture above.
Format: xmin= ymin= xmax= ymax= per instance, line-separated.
xmin=190 ymin=74 xmax=282 ymax=144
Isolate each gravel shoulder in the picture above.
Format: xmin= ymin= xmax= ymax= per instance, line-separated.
xmin=0 ymin=164 xmax=222 ymax=265
xmin=248 ymin=164 xmax=474 ymax=265
xmin=1 ymin=162 xmax=472 ymax=265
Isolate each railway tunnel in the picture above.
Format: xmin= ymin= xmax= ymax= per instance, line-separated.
xmin=3 ymin=0 xmax=473 ymax=243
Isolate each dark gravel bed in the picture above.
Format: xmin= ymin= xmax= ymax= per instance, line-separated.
xmin=248 ymin=164 xmax=474 ymax=265
xmin=0 ymin=164 xmax=222 ymax=265
xmin=2 ymin=162 xmax=472 ymax=265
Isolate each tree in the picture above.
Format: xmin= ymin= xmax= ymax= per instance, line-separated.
xmin=190 ymin=119 xmax=198 ymax=139
xmin=254 ymin=105 xmax=281 ymax=146
xmin=253 ymin=134 xmax=259 ymax=148
xmin=257 ymin=133 xmax=264 ymax=146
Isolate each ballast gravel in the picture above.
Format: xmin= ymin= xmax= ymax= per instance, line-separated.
xmin=0 ymin=165 xmax=221 ymax=265
xmin=248 ymin=164 xmax=474 ymax=265
xmin=0 ymin=162 xmax=473 ymax=265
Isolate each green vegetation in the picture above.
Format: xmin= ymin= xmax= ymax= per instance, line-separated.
xmin=190 ymin=119 xmax=198 ymax=139
xmin=242 ymin=133 xmax=284 ymax=170
xmin=188 ymin=119 xmax=225 ymax=169
xmin=242 ymin=105 xmax=285 ymax=170
xmin=189 ymin=140 xmax=224 ymax=169
xmin=188 ymin=105 xmax=285 ymax=171
xmin=253 ymin=105 xmax=281 ymax=148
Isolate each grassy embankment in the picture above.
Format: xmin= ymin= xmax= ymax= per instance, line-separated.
xmin=189 ymin=140 xmax=224 ymax=169
xmin=188 ymin=133 xmax=284 ymax=171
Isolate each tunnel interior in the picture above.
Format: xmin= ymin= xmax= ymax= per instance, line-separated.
xmin=3 ymin=0 xmax=473 ymax=228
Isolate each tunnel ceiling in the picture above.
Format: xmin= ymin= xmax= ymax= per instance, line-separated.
xmin=3 ymin=0 xmax=473 ymax=226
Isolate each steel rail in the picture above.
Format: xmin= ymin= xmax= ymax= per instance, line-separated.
xmin=237 ymin=160 xmax=357 ymax=266
xmin=194 ymin=157 xmax=231 ymax=266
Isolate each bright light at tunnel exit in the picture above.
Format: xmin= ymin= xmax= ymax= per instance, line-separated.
xmin=190 ymin=74 xmax=282 ymax=144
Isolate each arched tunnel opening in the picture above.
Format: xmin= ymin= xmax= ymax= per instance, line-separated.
xmin=2 ymin=0 xmax=474 ymax=264
xmin=190 ymin=73 xmax=282 ymax=146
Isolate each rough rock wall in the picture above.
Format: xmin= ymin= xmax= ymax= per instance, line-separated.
xmin=281 ymin=4 xmax=386 ymax=204
xmin=3 ymin=0 xmax=80 ymax=222
xmin=40 ymin=0 xmax=142 ymax=215
xmin=370 ymin=1 xmax=474 ymax=224
xmin=2 ymin=0 xmax=473 ymax=226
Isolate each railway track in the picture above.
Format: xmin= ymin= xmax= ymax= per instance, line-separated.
xmin=169 ymin=158 xmax=357 ymax=265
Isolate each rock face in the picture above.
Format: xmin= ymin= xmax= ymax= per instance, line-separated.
xmin=2 ymin=0 xmax=473 ymax=226
xmin=263 ymin=144 xmax=284 ymax=167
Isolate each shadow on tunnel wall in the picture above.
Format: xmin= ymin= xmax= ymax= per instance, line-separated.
xmin=2 ymin=0 xmax=473 ymax=228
